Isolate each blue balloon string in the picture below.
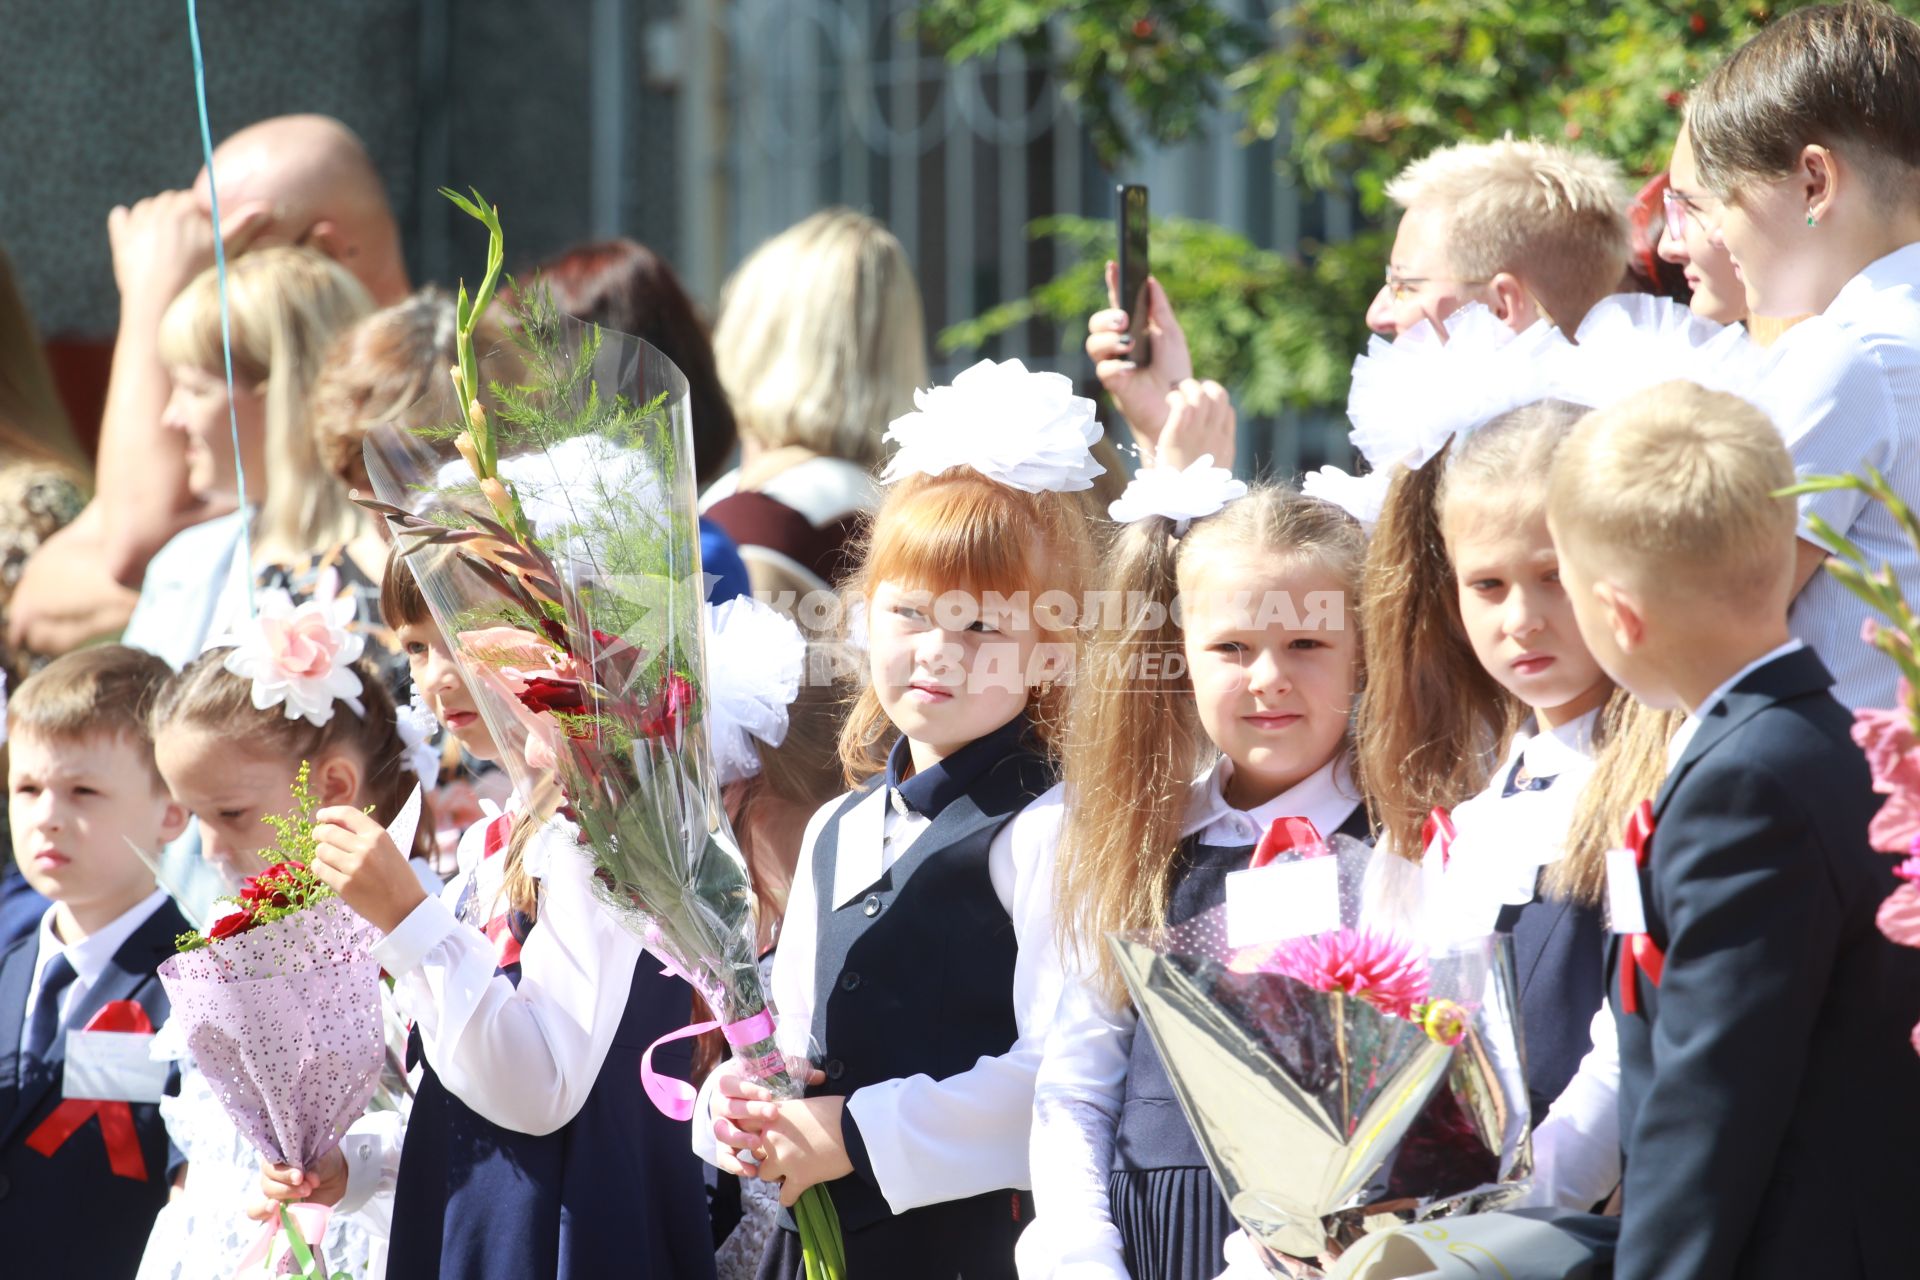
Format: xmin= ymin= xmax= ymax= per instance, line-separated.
xmin=185 ymin=0 xmax=254 ymax=616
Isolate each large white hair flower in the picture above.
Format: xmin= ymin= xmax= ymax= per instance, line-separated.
xmin=396 ymin=689 xmax=443 ymax=790
xmin=206 ymin=570 xmax=366 ymax=728
xmin=1301 ymin=466 xmax=1392 ymax=530
xmin=1345 ymin=304 xmax=1569 ymax=476
xmin=705 ymin=595 xmax=807 ymax=786
xmin=880 ymin=358 xmax=1107 ymax=494
xmin=1107 ymin=454 xmax=1248 ymax=534
xmin=1545 ymin=294 xmax=1765 ymax=410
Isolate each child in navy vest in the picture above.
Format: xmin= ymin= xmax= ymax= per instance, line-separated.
xmin=0 ymin=648 xmax=190 ymax=1279
xmin=1350 ymin=396 xmax=1641 ymax=1226
xmin=252 ymin=551 xmax=716 ymax=1280
xmin=1023 ymin=480 xmax=1373 ymax=1280
xmin=697 ymin=360 xmax=1106 ymax=1279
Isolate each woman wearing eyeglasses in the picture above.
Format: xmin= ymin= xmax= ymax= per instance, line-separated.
xmin=1656 ymin=121 xmax=1748 ymax=327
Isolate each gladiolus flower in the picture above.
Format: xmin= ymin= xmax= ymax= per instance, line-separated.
xmin=638 ymin=673 xmax=696 ymax=743
xmin=1852 ymin=690 xmax=1920 ymax=854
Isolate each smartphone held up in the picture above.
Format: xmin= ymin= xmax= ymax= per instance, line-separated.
xmin=1117 ymin=183 xmax=1151 ymax=368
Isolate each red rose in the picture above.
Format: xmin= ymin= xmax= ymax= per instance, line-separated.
xmin=238 ymin=861 xmax=299 ymax=910
xmin=518 ymin=675 xmax=589 ymax=717
xmin=638 ymin=673 xmax=696 ymax=743
xmin=207 ymin=911 xmax=257 ymax=941
xmin=1689 ymin=12 xmax=1707 ymax=34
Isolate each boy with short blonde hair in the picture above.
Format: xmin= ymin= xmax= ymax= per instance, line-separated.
xmin=0 ymin=646 xmax=191 ymax=1278
xmin=1548 ymin=381 xmax=1920 ymax=1280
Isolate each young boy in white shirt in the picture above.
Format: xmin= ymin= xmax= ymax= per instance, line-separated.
xmin=0 ymin=645 xmax=190 ymax=1277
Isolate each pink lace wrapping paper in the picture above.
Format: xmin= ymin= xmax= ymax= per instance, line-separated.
xmin=158 ymin=898 xmax=385 ymax=1167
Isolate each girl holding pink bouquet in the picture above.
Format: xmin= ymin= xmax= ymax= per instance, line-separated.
xmin=254 ymin=550 xmax=717 ymax=1280
xmin=1019 ymin=455 xmax=1372 ymax=1280
xmin=697 ymin=358 xmax=1102 ymax=1279
xmin=137 ymin=581 xmax=434 ymax=1280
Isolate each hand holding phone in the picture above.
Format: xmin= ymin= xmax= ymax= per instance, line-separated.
xmin=1117 ymin=184 xmax=1152 ymax=368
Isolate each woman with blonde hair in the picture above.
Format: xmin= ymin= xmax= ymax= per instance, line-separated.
xmin=701 ymin=208 xmax=927 ymax=604
xmin=122 ymin=245 xmax=373 ymax=668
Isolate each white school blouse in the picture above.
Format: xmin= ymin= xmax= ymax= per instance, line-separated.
xmin=338 ymin=809 xmax=644 ymax=1201
xmin=690 ymin=776 xmax=1067 ymax=1217
xmin=1757 ymin=243 xmax=1920 ymax=712
xmin=1017 ymin=757 xmax=1363 ymax=1280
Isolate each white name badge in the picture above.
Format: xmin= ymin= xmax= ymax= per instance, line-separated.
xmin=1605 ymin=847 xmax=1648 ymax=936
xmin=64 ymin=1030 xmax=168 ymax=1104
xmin=1225 ymin=856 xmax=1341 ymax=950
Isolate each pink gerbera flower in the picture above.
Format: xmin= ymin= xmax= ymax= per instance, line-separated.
xmin=1240 ymin=927 xmax=1433 ymax=1019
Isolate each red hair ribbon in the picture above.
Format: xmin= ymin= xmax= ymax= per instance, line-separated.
xmin=1250 ymin=816 xmax=1327 ymax=869
xmin=1422 ymin=807 xmax=1457 ymax=867
xmin=25 ymin=999 xmax=154 ymax=1181
xmin=1619 ymin=799 xmax=1664 ymax=1016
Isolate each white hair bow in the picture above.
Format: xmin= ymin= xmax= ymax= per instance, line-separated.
xmin=881 ymin=358 xmax=1108 ymax=495
xmin=705 ymin=595 xmax=808 ymax=786
xmin=1107 ymin=454 xmax=1248 ymax=535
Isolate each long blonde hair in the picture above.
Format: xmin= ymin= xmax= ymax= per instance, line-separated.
xmin=0 ymin=245 xmax=85 ymax=473
xmin=713 ymin=209 xmax=926 ymax=471
xmin=1354 ymin=399 xmax=1621 ymax=904
xmin=158 ymin=246 xmax=373 ymax=563
xmin=1056 ymin=484 xmax=1368 ymax=1003
xmin=837 ymin=468 xmax=1096 ymax=784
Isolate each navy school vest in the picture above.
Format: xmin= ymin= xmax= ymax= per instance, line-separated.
xmin=803 ymin=731 xmax=1056 ymax=1233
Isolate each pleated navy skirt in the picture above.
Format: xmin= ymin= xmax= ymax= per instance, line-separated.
xmin=1110 ymin=1165 xmax=1239 ymax=1280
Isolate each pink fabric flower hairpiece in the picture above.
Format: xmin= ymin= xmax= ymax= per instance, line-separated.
xmin=206 ymin=570 xmax=366 ymax=728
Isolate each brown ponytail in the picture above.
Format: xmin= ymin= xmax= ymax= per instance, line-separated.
xmin=1353 ymin=447 xmax=1514 ymax=861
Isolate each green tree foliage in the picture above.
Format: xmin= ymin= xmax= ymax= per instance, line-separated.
xmin=919 ymin=1 xmax=1920 ymax=414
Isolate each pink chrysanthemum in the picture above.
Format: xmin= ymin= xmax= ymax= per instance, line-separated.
xmin=1244 ymin=927 xmax=1433 ymax=1019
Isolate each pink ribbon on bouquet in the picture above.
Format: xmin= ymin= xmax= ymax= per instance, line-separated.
xmin=640 ymin=1009 xmax=778 ymax=1120
xmin=232 ymin=1201 xmax=333 ymax=1277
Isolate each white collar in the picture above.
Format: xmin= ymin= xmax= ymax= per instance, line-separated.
xmin=1827 ymin=242 xmax=1920 ymax=325
xmin=1511 ymin=708 xmax=1601 ymax=785
xmin=1182 ymin=754 xmax=1362 ymax=846
xmin=1668 ymin=639 xmax=1804 ymax=768
xmin=32 ymin=888 xmax=168 ymax=992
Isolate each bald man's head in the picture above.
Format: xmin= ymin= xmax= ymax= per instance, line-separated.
xmin=192 ymin=114 xmax=409 ymax=305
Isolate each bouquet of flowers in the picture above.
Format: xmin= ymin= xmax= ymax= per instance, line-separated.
xmin=1108 ymin=836 xmax=1530 ymax=1274
xmin=159 ymin=767 xmax=416 ymax=1278
xmin=359 ymin=190 xmax=843 ymax=1278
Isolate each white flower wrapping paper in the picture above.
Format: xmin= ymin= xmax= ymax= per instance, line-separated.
xmin=880 ymin=357 xmax=1108 ymax=494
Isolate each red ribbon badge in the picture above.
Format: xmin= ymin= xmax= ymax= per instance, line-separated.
xmin=24 ymin=999 xmax=154 ymax=1181
xmin=1619 ymin=799 xmax=1664 ymax=1016
xmin=1249 ymin=816 xmax=1327 ymax=870
xmin=1422 ymin=807 xmax=1457 ymax=867
xmin=478 ymin=812 xmax=523 ymax=968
